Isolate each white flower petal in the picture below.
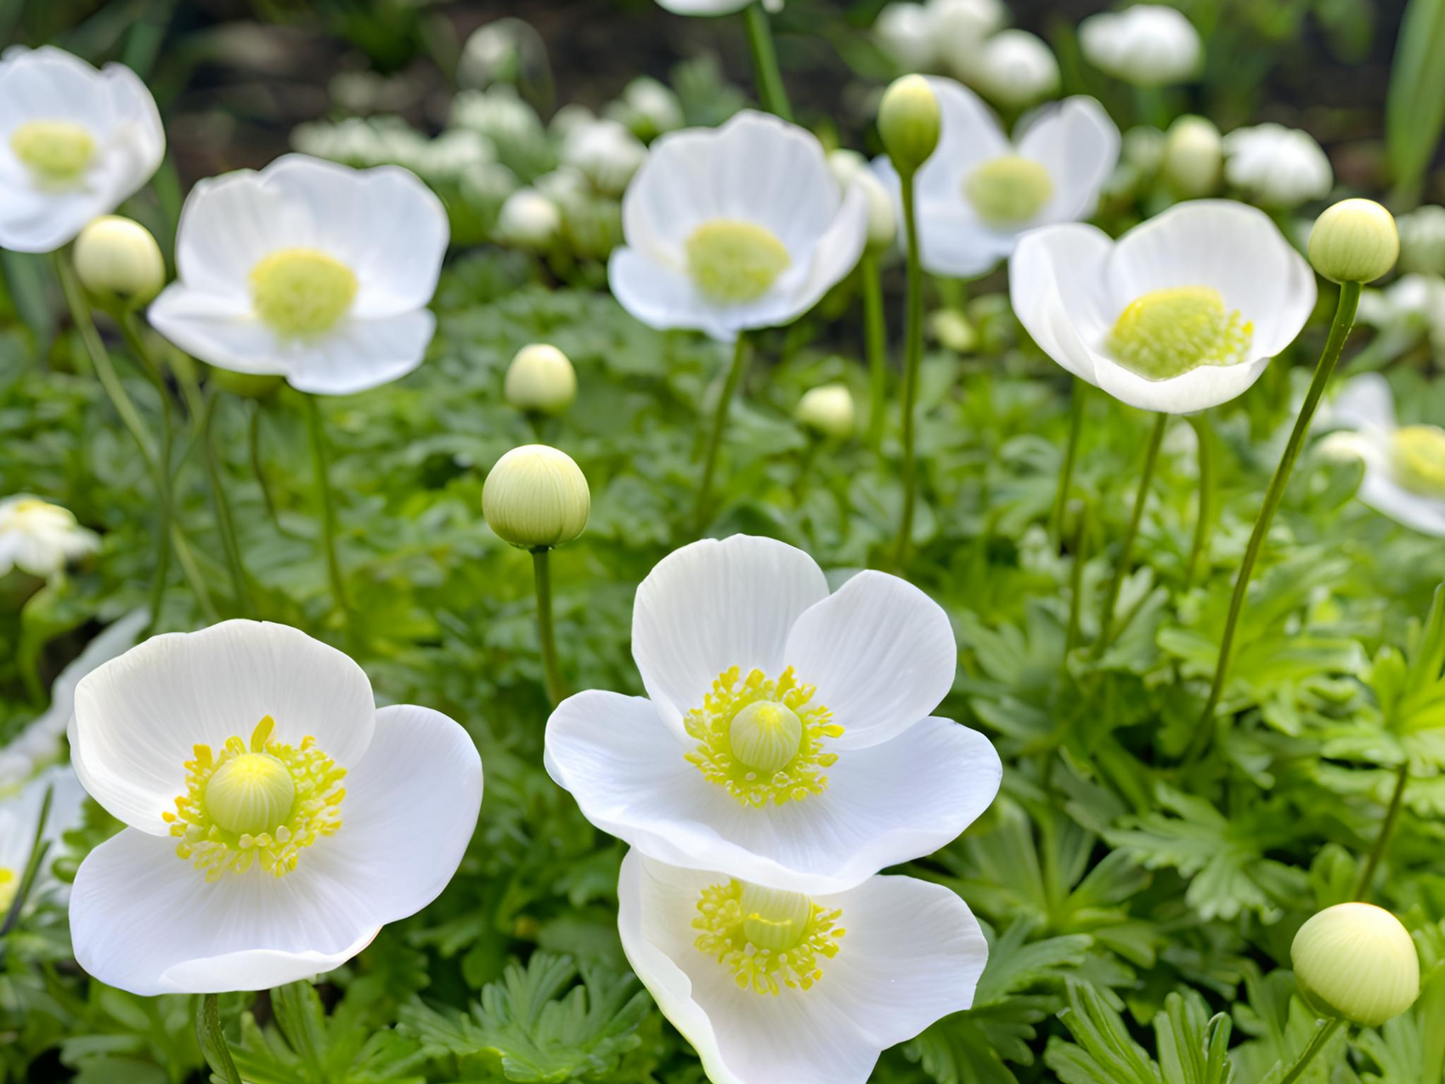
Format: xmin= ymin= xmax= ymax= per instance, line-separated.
xmin=1329 ymin=372 xmax=1399 ymax=434
xmin=632 ymin=536 xmax=828 ymax=726
xmin=1015 ymin=97 xmax=1120 ymax=224
xmin=914 ymin=78 xmax=1011 ymax=205
xmin=1090 ymin=353 xmax=1272 ymax=414
xmin=1358 ymin=461 xmax=1445 ymax=537
xmin=69 ymin=620 xmax=375 ymax=834
xmin=1009 ymin=223 xmax=1116 ymax=384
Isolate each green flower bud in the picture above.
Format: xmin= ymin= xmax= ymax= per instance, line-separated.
xmin=73 ymin=216 xmax=165 ymax=309
xmin=878 ymin=75 xmax=940 ymax=177
xmin=209 ymin=366 xmax=283 ymax=399
xmin=1309 ymin=199 xmax=1400 ymax=285
xmin=505 ymin=344 xmax=577 ymax=416
xmin=930 ymin=308 xmax=978 ymax=354
xmin=482 ymin=444 xmax=590 ymax=549
xmin=1162 ymin=115 xmax=1222 ymax=199
xmin=795 ymin=383 xmax=855 ymax=440
xmin=1291 ymin=902 xmax=1420 ymax=1028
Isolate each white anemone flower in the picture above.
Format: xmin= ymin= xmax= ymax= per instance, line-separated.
xmin=1010 ymin=199 xmax=1316 ymax=414
xmin=147 ymin=154 xmax=449 ymax=397
xmin=874 ymin=78 xmax=1119 ymax=278
xmin=559 ymin=117 xmax=647 ymax=197
xmin=1321 ymin=373 xmax=1445 ymax=536
xmin=67 ymin=620 xmax=483 ymax=996
xmin=969 ymin=29 xmax=1061 ymax=109
xmin=930 ymin=0 xmax=1007 ymax=77
xmin=1223 ymin=123 xmax=1333 ymax=209
xmin=1079 ymin=5 xmax=1202 ymax=87
xmin=0 ymin=495 xmax=99 ymax=579
xmin=545 ymin=535 xmax=1001 ymax=894
xmin=0 ymin=46 xmax=164 ymax=254
xmin=609 ymin=112 xmax=868 ymax=343
xmin=0 ymin=765 xmax=89 ymax=913
xmin=619 ymin=851 xmax=987 ymax=1084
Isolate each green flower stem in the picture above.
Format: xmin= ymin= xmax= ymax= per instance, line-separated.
xmin=1050 ymin=379 xmax=1087 ymax=542
xmin=1065 ymin=502 xmax=1089 ymax=657
xmin=118 ymin=312 xmax=174 ymax=635
xmin=249 ymin=401 xmax=289 ymax=537
xmin=1183 ymin=412 xmax=1215 ymax=590
xmin=694 ymin=335 xmax=751 ymax=536
xmin=303 ymin=393 xmax=351 ymax=619
xmin=862 ymin=254 xmax=888 ymax=452
xmin=201 ymin=391 xmax=255 ymax=618
xmin=1355 ymin=761 xmax=1409 ymax=901
xmin=170 ymin=525 xmax=220 ymax=624
xmin=743 ymin=2 xmax=792 ymax=121
xmin=0 ymin=783 xmax=52 ymax=937
xmin=195 ymin=993 xmax=243 ymax=1084
xmin=1092 ymin=412 xmax=1167 ymax=658
xmin=1185 ymin=281 xmax=1362 ymax=762
xmin=1277 ymin=1017 xmax=1344 ymax=1084
xmin=532 ymin=547 xmax=566 ymax=706
xmin=892 ymin=166 xmax=924 ymax=569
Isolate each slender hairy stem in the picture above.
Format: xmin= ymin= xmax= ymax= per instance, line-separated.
xmin=1093 ymin=413 xmax=1167 ymax=658
xmin=1185 ymin=282 xmax=1362 ymax=762
xmin=862 ymin=254 xmax=888 ymax=452
xmin=195 ymin=994 xmax=243 ymax=1084
xmin=1278 ymin=1018 xmax=1344 ymax=1084
xmin=531 ymin=548 xmax=566 ymax=706
xmin=1355 ymin=762 xmax=1409 ymax=901
xmin=1050 ymin=379 xmax=1087 ymax=542
xmin=201 ymin=392 xmax=255 ymax=618
xmin=0 ymin=784 xmax=52 ymax=936
xmin=892 ymin=168 xmax=924 ymax=569
xmin=742 ymin=2 xmax=792 ymax=121
xmin=1065 ymin=503 xmax=1089 ymax=657
xmin=119 ymin=313 xmax=174 ymax=635
xmin=694 ymin=335 xmax=751 ymax=536
xmin=1183 ymin=411 xmax=1215 ymax=590
xmin=303 ymin=394 xmax=351 ymax=618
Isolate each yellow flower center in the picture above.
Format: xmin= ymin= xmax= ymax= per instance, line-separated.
xmin=0 ymin=867 xmax=15 ymax=913
xmin=964 ymin=155 xmax=1054 ymax=226
xmin=1107 ymin=285 xmax=1254 ymax=381
xmin=10 ymin=119 xmax=96 ymax=187
xmin=249 ymin=248 xmax=359 ymax=337
xmin=163 ymin=715 xmax=346 ymax=881
xmin=684 ymin=219 xmax=792 ymax=304
xmin=1392 ymin=425 xmax=1445 ymax=496
xmin=684 ymin=666 xmax=843 ymax=808
xmin=693 ymin=879 xmax=845 ymax=996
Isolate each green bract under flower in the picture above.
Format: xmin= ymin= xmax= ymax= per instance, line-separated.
xmin=1107 ymin=285 xmax=1254 ymax=381
xmin=964 ymin=155 xmax=1054 ymax=226
xmin=10 ymin=119 xmax=95 ymax=187
xmin=162 ymin=715 xmax=346 ymax=881
xmin=1392 ymin=425 xmax=1445 ymax=496
xmin=684 ymin=219 xmax=792 ymax=304
xmin=693 ymin=879 xmax=845 ymax=995
xmin=684 ymin=666 xmax=843 ymax=808
xmin=249 ymin=248 xmax=359 ymax=336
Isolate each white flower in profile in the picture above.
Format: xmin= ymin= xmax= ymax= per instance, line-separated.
xmin=619 ymin=851 xmax=987 ymax=1084
xmin=969 ymin=29 xmax=1061 ymax=108
xmin=1321 ymin=373 xmax=1445 ymax=536
xmin=495 ymin=187 xmax=562 ymax=248
xmin=0 ymin=46 xmax=164 ymax=253
xmin=0 ymin=764 xmax=90 ymax=913
xmin=656 ymin=0 xmax=781 ymax=13
xmin=1223 ymin=123 xmax=1332 ymax=209
xmin=1079 ymin=5 xmax=1202 ymax=87
xmin=1010 ymin=200 xmax=1316 ymax=413
xmin=609 ymin=112 xmax=869 ymax=343
xmin=874 ymin=78 xmax=1118 ymax=278
xmin=0 ymin=495 xmax=99 ymax=579
xmin=545 ymin=535 xmax=1001 ymax=894
xmin=874 ymin=3 xmax=940 ymax=70
xmin=67 ymin=620 xmax=483 ymax=995
xmin=147 ymin=155 xmax=449 ymax=396
xmin=559 ymin=117 xmax=647 ymax=197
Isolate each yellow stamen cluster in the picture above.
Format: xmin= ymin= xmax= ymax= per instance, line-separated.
xmin=163 ymin=715 xmax=345 ymax=882
xmin=1392 ymin=425 xmax=1445 ymax=496
xmin=249 ymin=248 xmax=358 ymax=336
xmin=693 ymin=880 xmax=846 ymax=996
xmin=684 ymin=219 xmax=792 ymax=304
xmin=964 ymin=155 xmax=1055 ymax=226
xmin=10 ymin=119 xmax=96 ymax=187
xmin=684 ymin=666 xmax=843 ymax=808
xmin=1107 ymin=285 xmax=1254 ymax=381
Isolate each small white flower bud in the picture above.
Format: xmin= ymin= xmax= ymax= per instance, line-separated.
xmin=505 ymin=344 xmax=577 ymax=416
xmin=929 ymin=308 xmax=978 ymax=353
xmin=970 ymin=30 xmax=1060 ymax=109
xmin=1291 ymin=903 xmax=1420 ymax=1028
xmin=854 ymin=172 xmax=897 ymax=252
xmin=795 ymin=384 xmax=856 ymax=440
xmin=878 ymin=75 xmax=941 ymax=177
xmin=874 ymin=3 xmax=939 ymax=71
xmin=1309 ymin=199 xmax=1400 ymax=284
xmin=73 ymin=216 xmax=165 ymax=308
xmin=1163 ymin=115 xmax=1223 ymax=198
xmin=495 ymin=188 xmax=562 ymax=249
xmin=483 ymin=444 xmax=590 ymax=550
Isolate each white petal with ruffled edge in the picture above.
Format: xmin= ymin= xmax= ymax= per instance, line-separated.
xmin=618 ymin=852 xmax=986 ymax=1084
xmin=69 ymin=620 xmax=375 ymax=834
xmin=1015 ymin=97 xmax=1120 ymax=224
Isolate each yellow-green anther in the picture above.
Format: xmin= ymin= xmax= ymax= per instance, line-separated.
xmin=249 ymin=248 xmax=358 ymax=336
xmin=685 ymin=219 xmax=792 ymax=304
xmin=1107 ymin=285 xmax=1253 ymax=381
xmin=10 ymin=119 xmax=95 ymax=186
xmin=964 ymin=155 xmax=1054 ymax=226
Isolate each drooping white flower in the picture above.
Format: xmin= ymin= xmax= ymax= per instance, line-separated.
xmin=656 ymin=0 xmax=782 ymax=13
xmin=545 ymin=535 xmax=1001 ymax=894
xmin=1223 ymin=123 xmax=1333 ymax=209
xmin=1010 ymin=199 xmax=1316 ymax=413
xmin=874 ymin=78 xmax=1118 ymax=278
xmin=559 ymin=117 xmax=647 ymax=197
xmin=147 ymin=155 xmax=449 ymax=397
xmin=67 ymin=620 xmax=483 ymax=995
xmin=619 ymin=851 xmax=987 ymax=1084
xmin=0 ymin=46 xmax=165 ymax=253
xmin=0 ymin=495 xmax=99 ymax=579
xmin=1079 ymin=5 xmax=1202 ymax=87
xmin=0 ymin=765 xmax=90 ymax=913
xmin=874 ymin=3 xmax=940 ymax=70
xmin=969 ymin=29 xmax=1061 ymax=108
xmin=609 ymin=112 xmax=869 ymax=343
xmin=1321 ymin=373 xmax=1445 ymax=536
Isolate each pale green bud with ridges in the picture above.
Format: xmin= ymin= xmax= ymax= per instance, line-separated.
xmin=1291 ymin=902 xmax=1420 ymax=1028
xmin=483 ymin=444 xmax=590 ymax=549
xmin=1309 ymin=199 xmax=1400 ymax=285
xmin=506 ymin=344 xmax=577 ymax=416
xmin=74 ymin=216 xmax=166 ymax=309
xmin=1162 ymin=115 xmax=1222 ymax=199
xmin=878 ymin=75 xmax=940 ymax=177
